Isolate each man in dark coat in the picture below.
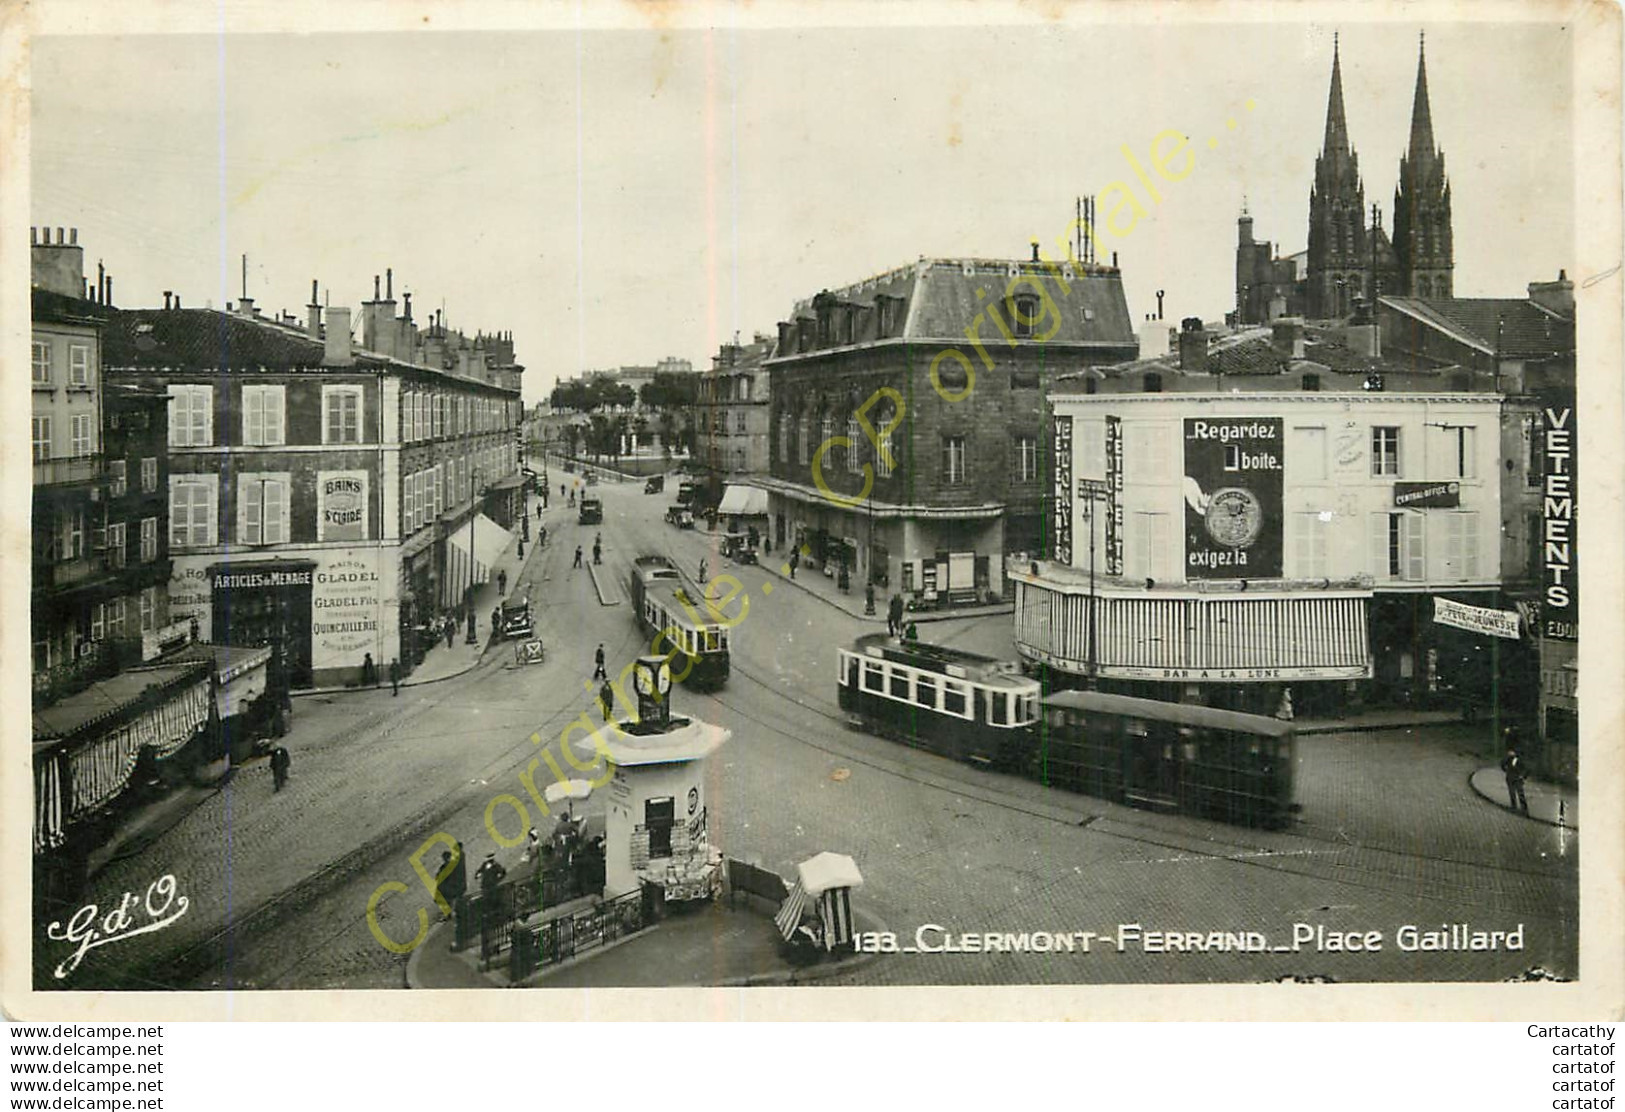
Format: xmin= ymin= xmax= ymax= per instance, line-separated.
xmin=1501 ymin=742 xmax=1530 ymax=815
xmin=574 ymin=545 xmax=584 ymax=568
xmin=593 ymin=643 xmax=608 ymax=680
xmin=435 ymin=846 xmax=467 ymax=919
xmin=389 ymin=657 xmax=401 ymax=696
xmin=599 ymin=680 xmax=615 ymax=722
xmin=445 ymin=617 xmax=456 ymax=649
xmin=475 ymin=853 xmax=507 ymax=893
xmin=269 ymin=745 xmax=291 ymax=792
xmin=888 ymin=593 xmax=905 ymax=637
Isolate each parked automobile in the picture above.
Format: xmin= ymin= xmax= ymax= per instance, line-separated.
xmin=665 ymin=504 xmax=695 ymax=529
xmin=497 ymin=599 xmax=535 ymax=640
xmin=645 ymin=475 xmax=665 ymax=494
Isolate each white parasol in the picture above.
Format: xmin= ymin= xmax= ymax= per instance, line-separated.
xmin=543 ymin=778 xmax=594 ymax=818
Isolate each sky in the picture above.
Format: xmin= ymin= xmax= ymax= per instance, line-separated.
xmin=28 ymin=13 xmax=1574 ymax=405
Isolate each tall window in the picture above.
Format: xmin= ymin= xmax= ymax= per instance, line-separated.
xmin=1011 ymin=295 xmax=1039 ymax=338
xmin=31 ymin=340 xmax=50 ymax=384
xmin=31 ymin=416 xmax=51 ymax=462
xmin=242 ymin=384 xmax=287 ymax=446
xmin=139 ymin=587 xmax=157 ymax=632
xmin=170 ymin=478 xmax=217 ymax=547
xmin=140 ymin=517 xmax=158 ymax=562
xmin=1294 ymin=511 xmax=1331 ymax=577
xmin=70 ymin=414 xmax=93 ymax=458
xmin=406 ymin=470 xmax=420 ymax=533
xmin=736 ymin=410 xmax=749 ymax=434
xmin=323 ymin=386 xmax=363 ymax=445
xmin=876 ymin=432 xmax=895 ymax=479
xmin=141 ymin=457 xmax=158 ymax=492
xmin=65 ymin=510 xmax=85 ymax=560
xmin=433 ymin=394 xmax=445 ymax=439
xmin=68 ymin=344 xmax=90 ymax=386
xmin=1442 ymin=512 xmax=1481 ymax=580
xmin=108 ymin=459 xmax=127 ymax=497
xmin=168 ymin=385 xmax=213 ymax=447
xmin=1291 ymin=426 xmax=1328 ymax=482
xmin=1371 ymin=426 xmax=1401 ymax=477
xmin=798 ymin=417 xmax=810 ymax=465
xmin=1374 ymin=511 xmax=1425 ymax=581
xmin=1451 ymin=426 xmax=1476 ymax=479
xmin=105 ymin=522 xmax=126 ymax=568
xmin=942 ymin=436 xmax=967 ymax=485
xmin=779 ymin=415 xmax=791 ymax=463
xmin=1014 ymin=435 xmax=1038 ymax=483
xmin=846 ymin=417 xmax=863 ymax=474
xmin=239 ymin=476 xmax=288 ymax=545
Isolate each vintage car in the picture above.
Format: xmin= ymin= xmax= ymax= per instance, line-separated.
xmin=721 ymin=532 xmax=758 ymax=565
xmin=665 ymin=504 xmax=695 ymax=529
xmin=585 ymin=470 xmax=600 ymax=486
xmin=498 ymin=599 xmax=535 ymax=640
xmin=645 ymin=475 xmax=665 ymax=494
xmin=579 ymin=497 xmax=604 ymax=525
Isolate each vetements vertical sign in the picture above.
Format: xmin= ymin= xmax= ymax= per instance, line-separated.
xmin=1541 ymin=395 xmax=1577 ymax=641
xmin=1105 ymin=415 xmax=1124 ymax=575
xmin=1183 ymin=417 xmax=1284 ymax=579
xmin=1052 ymin=416 xmax=1072 ymax=565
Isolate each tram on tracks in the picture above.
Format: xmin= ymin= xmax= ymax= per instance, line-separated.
xmin=836 ymin=633 xmax=1041 ymax=768
xmin=628 ymin=555 xmax=731 ymax=690
xmin=1037 ymin=691 xmax=1297 ymax=829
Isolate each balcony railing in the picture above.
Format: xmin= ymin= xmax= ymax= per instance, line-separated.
xmin=33 ymin=455 xmax=103 ymax=488
xmin=32 ymin=637 xmax=143 ymax=708
xmin=33 ymin=553 xmax=115 ymax=591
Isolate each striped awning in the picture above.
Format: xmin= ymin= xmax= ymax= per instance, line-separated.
xmin=775 ymin=881 xmax=808 ymax=942
xmin=816 ymin=888 xmax=855 ymax=951
xmin=1016 ymin=583 xmax=1372 ymax=681
xmin=34 ymin=750 xmax=65 ymax=855
xmin=64 ymin=678 xmax=211 ymax=818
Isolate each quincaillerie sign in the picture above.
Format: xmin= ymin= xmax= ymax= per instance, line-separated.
xmin=1393 ymin=481 xmax=1461 ymax=509
xmin=312 ymin=557 xmax=381 ymax=656
xmin=1183 ymin=417 xmax=1283 ymax=579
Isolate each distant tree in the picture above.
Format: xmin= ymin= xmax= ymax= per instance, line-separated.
xmin=563 ymin=423 xmax=581 ymax=458
xmin=657 ymin=412 xmax=677 ymax=459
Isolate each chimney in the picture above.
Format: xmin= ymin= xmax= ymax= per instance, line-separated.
xmin=30 ymin=224 xmax=87 ymax=297
xmin=307 ymin=279 xmax=322 ymax=338
xmin=386 ymin=268 xmax=393 ymax=300
xmin=403 ymin=291 xmax=412 ymax=321
xmin=164 ymin=291 xmax=172 ymax=310
xmin=1111 ymin=251 xmax=1119 ymax=269
xmin=1156 ymin=290 xmax=1165 ymax=320
xmin=1271 ymin=318 xmax=1306 ymax=360
xmin=1030 ymin=240 xmax=1040 ymax=263
xmin=70 ymin=228 xmax=78 ymax=245
xmin=1178 ymin=317 xmax=1210 ymax=372
xmin=1238 ymin=211 xmax=1254 ymax=245
xmin=104 ymin=275 xmax=113 ymax=307
xmin=325 ymin=306 xmax=354 ymax=366
xmin=174 ymin=294 xmax=181 ymax=309
xmin=239 ymin=295 xmax=256 ymax=317
xmin=373 ymin=274 xmax=381 ymax=301
xmin=1527 ymin=269 xmax=1575 ymax=319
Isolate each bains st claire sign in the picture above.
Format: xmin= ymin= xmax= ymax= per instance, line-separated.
xmin=1183 ymin=417 xmax=1284 ymax=579
xmin=319 ymin=472 xmax=368 ymax=543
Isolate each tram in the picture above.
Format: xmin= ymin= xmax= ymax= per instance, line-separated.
xmin=836 ymin=633 xmax=1041 ymax=768
xmin=1037 ymin=691 xmax=1297 ymax=829
xmin=628 ymin=555 xmax=731 ymax=689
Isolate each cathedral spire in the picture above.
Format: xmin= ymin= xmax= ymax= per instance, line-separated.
xmin=1322 ymin=32 xmax=1351 ymax=155
xmin=1407 ymin=32 xmax=1436 ymax=162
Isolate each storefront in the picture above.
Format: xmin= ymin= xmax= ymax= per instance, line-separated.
xmin=169 ymin=546 xmax=402 ymax=690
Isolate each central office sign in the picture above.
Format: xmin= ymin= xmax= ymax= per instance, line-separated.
xmin=1393 ymin=481 xmax=1461 ymax=509
xmin=1183 ymin=417 xmax=1283 ymax=579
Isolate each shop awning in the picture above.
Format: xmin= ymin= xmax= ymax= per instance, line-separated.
xmin=717 ymin=485 xmax=769 ymax=517
xmin=447 ymin=513 xmax=513 ymax=572
xmin=797 ymin=851 xmax=864 ymax=896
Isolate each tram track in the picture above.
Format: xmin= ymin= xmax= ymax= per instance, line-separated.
xmin=715 ymin=648 xmax=1576 ymax=918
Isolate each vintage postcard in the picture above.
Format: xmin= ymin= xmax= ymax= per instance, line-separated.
xmin=3 ymin=0 xmax=1620 ymax=1023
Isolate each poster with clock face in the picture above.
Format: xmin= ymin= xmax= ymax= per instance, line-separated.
xmin=1183 ymin=417 xmax=1284 ymax=579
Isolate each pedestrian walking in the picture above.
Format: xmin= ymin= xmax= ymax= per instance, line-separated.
xmin=497 ymin=569 xmax=508 ymax=596
xmin=789 ymin=550 xmax=798 ymax=579
xmin=491 ymin=605 xmax=501 ymax=639
xmin=269 ymin=745 xmax=291 ymax=792
xmin=698 ymin=558 xmax=708 ymax=583
xmin=888 ymin=593 xmax=904 ymax=637
xmin=593 ymin=643 xmax=608 ymax=681
xmin=573 ymin=545 xmax=583 ymax=569
xmin=362 ymin=652 xmax=377 ymax=687
xmin=599 ymin=679 xmax=615 ymax=723
xmin=389 ymin=657 xmax=401 ymax=696
xmin=434 ymin=847 xmax=467 ymax=919
xmin=475 ymin=852 xmax=507 ymax=893
xmin=445 ymin=617 xmax=456 ymax=650
xmin=593 ymin=540 xmax=602 ymax=565
xmin=1501 ymin=741 xmax=1530 ymax=815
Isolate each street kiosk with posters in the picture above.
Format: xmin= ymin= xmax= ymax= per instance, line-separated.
xmin=576 ymin=656 xmax=729 ymax=906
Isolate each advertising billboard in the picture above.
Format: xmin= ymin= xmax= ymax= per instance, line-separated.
xmin=1183 ymin=417 xmax=1284 ymax=579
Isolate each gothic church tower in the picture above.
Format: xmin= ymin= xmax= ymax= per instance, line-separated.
xmin=1392 ymin=35 xmax=1454 ymax=299
xmin=1306 ymin=35 xmax=1369 ymax=318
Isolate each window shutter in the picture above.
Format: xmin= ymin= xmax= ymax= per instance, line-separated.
xmin=203 ymin=482 xmax=216 ymax=545
xmin=1404 ymin=513 xmax=1426 ymax=581
xmin=243 ymin=480 xmax=261 ymax=545
xmin=266 ymin=390 xmax=284 ymax=445
xmin=245 ymin=388 xmax=263 ymax=444
xmin=199 ymin=390 xmax=213 ymax=446
xmin=1461 ymin=512 xmax=1479 ymax=579
xmin=1369 ymin=513 xmax=1389 ymax=580
xmin=265 ymin=480 xmax=286 ymax=544
xmin=170 ymin=482 xmax=187 ymax=546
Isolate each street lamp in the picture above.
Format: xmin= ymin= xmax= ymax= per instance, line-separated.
xmin=465 ymin=466 xmax=484 ymax=644
xmin=1077 ymin=479 xmax=1111 ymax=688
